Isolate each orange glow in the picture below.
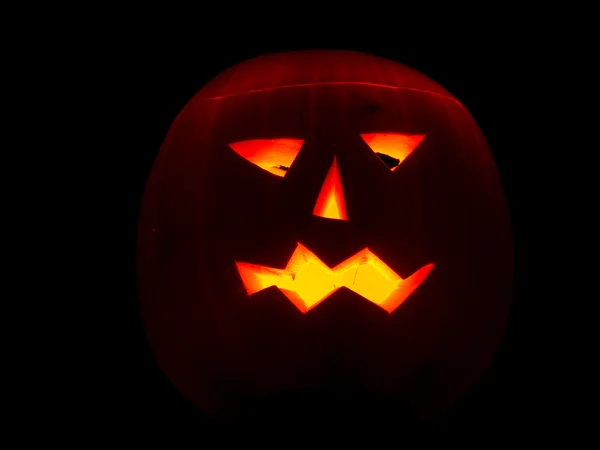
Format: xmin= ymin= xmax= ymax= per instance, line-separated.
xmin=360 ymin=133 xmax=425 ymax=170
xmin=312 ymin=157 xmax=347 ymax=221
xmin=236 ymin=243 xmax=434 ymax=314
xmin=228 ymin=138 xmax=303 ymax=177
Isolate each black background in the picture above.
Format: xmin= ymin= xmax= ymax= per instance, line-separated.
xmin=90 ymin=32 xmax=564 ymax=443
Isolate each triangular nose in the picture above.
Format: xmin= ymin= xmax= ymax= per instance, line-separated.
xmin=312 ymin=156 xmax=347 ymax=221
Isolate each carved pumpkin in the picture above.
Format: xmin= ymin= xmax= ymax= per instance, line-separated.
xmin=137 ymin=50 xmax=513 ymax=420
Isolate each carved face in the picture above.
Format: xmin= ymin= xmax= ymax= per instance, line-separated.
xmin=137 ymin=50 xmax=513 ymax=419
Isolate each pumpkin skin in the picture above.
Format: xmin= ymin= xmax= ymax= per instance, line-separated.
xmin=136 ymin=50 xmax=513 ymax=420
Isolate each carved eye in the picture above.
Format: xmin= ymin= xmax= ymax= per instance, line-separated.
xmin=360 ymin=133 xmax=425 ymax=171
xmin=228 ymin=138 xmax=304 ymax=177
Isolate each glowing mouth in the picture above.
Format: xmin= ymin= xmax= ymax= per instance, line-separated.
xmin=235 ymin=243 xmax=434 ymax=314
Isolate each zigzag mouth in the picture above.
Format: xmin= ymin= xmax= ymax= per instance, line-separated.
xmin=235 ymin=242 xmax=434 ymax=314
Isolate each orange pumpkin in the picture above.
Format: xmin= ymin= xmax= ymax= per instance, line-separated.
xmin=137 ymin=50 xmax=513 ymax=420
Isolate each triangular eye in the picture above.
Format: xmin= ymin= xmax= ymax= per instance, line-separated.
xmin=360 ymin=133 xmax=425 ymax=171
xmin=228 ymin=138 xmax=304 ymax=177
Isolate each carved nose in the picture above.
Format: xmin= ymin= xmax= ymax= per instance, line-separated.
xmin=312 ymin=156 xmax=347 ymax=221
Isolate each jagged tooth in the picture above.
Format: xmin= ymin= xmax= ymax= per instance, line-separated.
xmin=236 ymin=243 xmax=434 ymax=314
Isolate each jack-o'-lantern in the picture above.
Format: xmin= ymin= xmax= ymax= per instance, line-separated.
xmin=136 ymin=50 xmax=513 ymax=421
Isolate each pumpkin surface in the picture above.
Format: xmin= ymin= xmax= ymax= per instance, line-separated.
xmin=137 ymin=50 xmax=513 ymax=419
